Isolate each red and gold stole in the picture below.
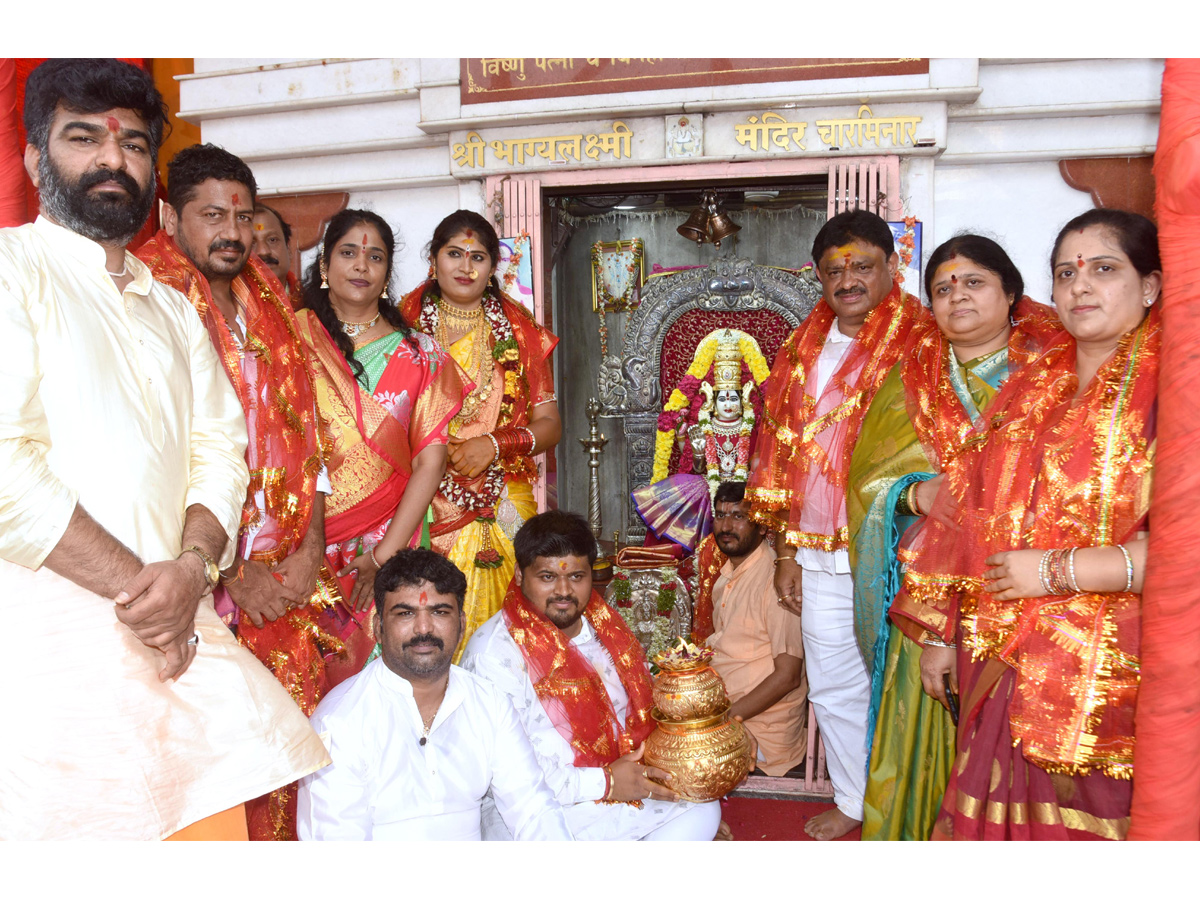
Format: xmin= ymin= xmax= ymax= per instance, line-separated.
xmin=137 ymin=231 xmax=333 ymax=716
xmin=502 ymin=582 xmax=655 ymax=766
xmin=137 ymin=231 xmax=321 ymax=562
xmin=689 ymin=533 xmax=727 ymax=643
xmin=904 ymin=308 xmax=1159 ymax=777
xmin=747 ymin=282 xmax=927 ymax=550
xmin=890 ymin=297 xmax=1062 ymax=644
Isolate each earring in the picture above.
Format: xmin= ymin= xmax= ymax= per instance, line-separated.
xmin=427 ymin=261 xmax=436 ymax=280
xmin=381 ymin=286 xmax=389 ymax=300
xmin=319 ymin=260 xmax=329 ymax=290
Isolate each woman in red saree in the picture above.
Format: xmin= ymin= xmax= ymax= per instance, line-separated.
xmin=904 ymin=209 xmax=1161 ymax=840
xmin=295 ymin=210 xmax=470 ymax=681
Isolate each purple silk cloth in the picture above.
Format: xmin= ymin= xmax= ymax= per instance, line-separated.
xmin=630 ymin=473 xmax=713 ymax=552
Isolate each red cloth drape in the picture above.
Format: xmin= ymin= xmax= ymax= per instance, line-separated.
xmin=0 ymin=59 xmax=25 ymax=227
xmin=1130 ymin=57 xmax=1200 ymax=841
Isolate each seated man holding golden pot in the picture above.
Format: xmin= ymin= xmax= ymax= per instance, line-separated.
xmin=461 ymin=510 xmax=722 ymax=840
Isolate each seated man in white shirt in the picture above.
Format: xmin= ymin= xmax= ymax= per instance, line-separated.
xmin=297 ymin=548 xmax=571 ymax=840
xmin=461 ymin=510 xmax=722 ymax=841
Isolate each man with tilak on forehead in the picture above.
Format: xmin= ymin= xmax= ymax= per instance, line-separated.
xmin=745 ymin=209 xmax=927 ymax=839
xmin=137 ymin=142 xmax=342 ymax=840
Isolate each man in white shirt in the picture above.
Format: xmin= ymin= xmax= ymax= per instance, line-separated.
xmin=0 ymin=57 xmax=328 ymax=840
xmin=746 ymin=210 xmax=926 ymax=839
xmin=298 ymin=548 xmax=571 ymax=840
xmin=462 ymin=510 xmax=722 ymax=841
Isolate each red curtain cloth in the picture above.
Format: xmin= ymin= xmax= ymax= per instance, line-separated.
xmin=1130 ymin=58 xmax=1200 ymax=841
xmin=0 ymin=59 xmax=25 ymax=227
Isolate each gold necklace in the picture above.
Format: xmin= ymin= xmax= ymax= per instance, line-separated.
xmin=438 ymin=300 xmax=485 ymax=326
xmin=338 ymin=311 xmax=381 ymax=340
xmin=438 ymin=314 xmax=494 ymax=427
xmin=419 ymin=713 xmax=435 ymax=746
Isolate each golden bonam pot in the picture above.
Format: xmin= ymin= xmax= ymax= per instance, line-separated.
xmin=652 ymin=662 xmax=729 ymax=721
xmin=643 ymin=706 xmax=752 ymax=802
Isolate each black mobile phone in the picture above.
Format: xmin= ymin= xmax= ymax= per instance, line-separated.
xmin=943 ymin=673 xmax=960 ymax=725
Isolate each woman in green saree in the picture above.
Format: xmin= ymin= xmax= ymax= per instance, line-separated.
xmin=848 ymin=235 xmax=1060 ymax=839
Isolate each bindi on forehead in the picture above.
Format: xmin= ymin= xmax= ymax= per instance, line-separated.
xmin=362 ymin=232 xmax=369 ymax=247
xmin=418 ymin=590 xmax=428 ymax=606
xmin=950 ymin=274 xmax=958 ymax=283
xmin=254 ymin=222 xmax=264 ymax=231
xmin=106 ymin=116 xmax=120 ymax=133
xmin=558 ymin=561 xmax=569 ymax=571
xmin=1076 ymin=254 xmax=1085 ymax=267
xmin=231 ymin=192 xmax=240 ymax=207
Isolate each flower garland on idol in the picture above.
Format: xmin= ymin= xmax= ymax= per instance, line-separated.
xmin=651 ymin=331 xmax=772 ymax=484
xmin=419 ymin=287 xmax=527 ymax=517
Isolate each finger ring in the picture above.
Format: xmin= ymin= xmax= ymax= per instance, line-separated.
xmin=186 ymin=633 xmax=199 ymax=646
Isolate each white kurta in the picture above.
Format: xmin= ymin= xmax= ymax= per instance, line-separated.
xmin=796 ymin=317 xmax=870 ymax=820
xmin=297 ymin=659 xmax=572 ymax=840
xmin=462 ymin=613 xmax=720 ymax=841
xmin=0 ymin=217 xmax=330 ymax=840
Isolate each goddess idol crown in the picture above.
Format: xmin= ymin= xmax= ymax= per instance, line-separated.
xmin=711 ymin=329 xmax=745 ymax=392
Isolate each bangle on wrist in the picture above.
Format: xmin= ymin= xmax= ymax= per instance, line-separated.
xmin=1116 ymin=543 xmax=1134 ymax=592
xmin=486 ymin=433 xmax=501 ymax=464
xmin=923 ymin=633 xmax=956 ymax=649
xmin=219 ymin=562 xmax=245 ymax=585
xmin=368 ymin=547 xmax=381 ymax=570
xmin=772 ymin=555 xmax=797 ymax=567
xmin=909 ymin=482 xmax=924 ymax=516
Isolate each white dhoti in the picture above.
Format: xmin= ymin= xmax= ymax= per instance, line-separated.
xmin=800 ymin=566 xmax=870 ymax=821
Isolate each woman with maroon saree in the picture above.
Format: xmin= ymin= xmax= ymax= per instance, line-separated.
xmin=295 ymin=210 xmax=470 ymax=682
xmin=903 ymin=209 xmax=1162 ymax=840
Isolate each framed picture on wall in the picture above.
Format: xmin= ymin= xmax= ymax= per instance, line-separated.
xmin=496 ymin=233 xmax=534 ymax=314
xmin=591 ymin=238 xmax=645 ymax=313
xmin=888 ymin=219 xmax=922 ymax=300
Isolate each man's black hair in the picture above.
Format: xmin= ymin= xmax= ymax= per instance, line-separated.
xmin=255 ymin=202 xmax=292 ymax=246
xmin=713 ymin=480 xmax=747 ymax=506
xmin=811 ymin=209 xmax=895 ymax=266
xmin=23 ymin=58 xmax=170 ymax=161
xmin=166 ymin=143 xmax=257 ymax=212
xmin=513 ymin=510 xmax=597 ymax=571
xmin=374 ymin=548 xmax=468 ymax=618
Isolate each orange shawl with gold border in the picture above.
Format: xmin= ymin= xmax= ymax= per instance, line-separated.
xmin=747 ymin=282 xmax=928 ymax=550
xmin=502 ymin=582 xmax=655 ymax=767
xmin=904 ymin=309 xmax=1160 ymax=777
xmin=137 ymin=231 xmax=321 ymax=563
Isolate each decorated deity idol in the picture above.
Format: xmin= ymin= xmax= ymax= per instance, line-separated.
xmin=630 ymin=328 xmax=770 ymax=553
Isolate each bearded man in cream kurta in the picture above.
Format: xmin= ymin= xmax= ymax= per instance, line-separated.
xmin=0 ymin=58 xmax=328 ymax=841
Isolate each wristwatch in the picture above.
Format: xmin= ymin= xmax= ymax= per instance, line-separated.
xmin=181 ymin=544 xmax=220 ymax=590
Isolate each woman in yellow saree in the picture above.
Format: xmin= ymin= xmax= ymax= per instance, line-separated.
xmin=295 ymin=209 xmax=470 ymax=682
xmin=400 ymin=211 xmax=560 ymax=660
xmin=848 ymin=235 xmax=1060 ymax=839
